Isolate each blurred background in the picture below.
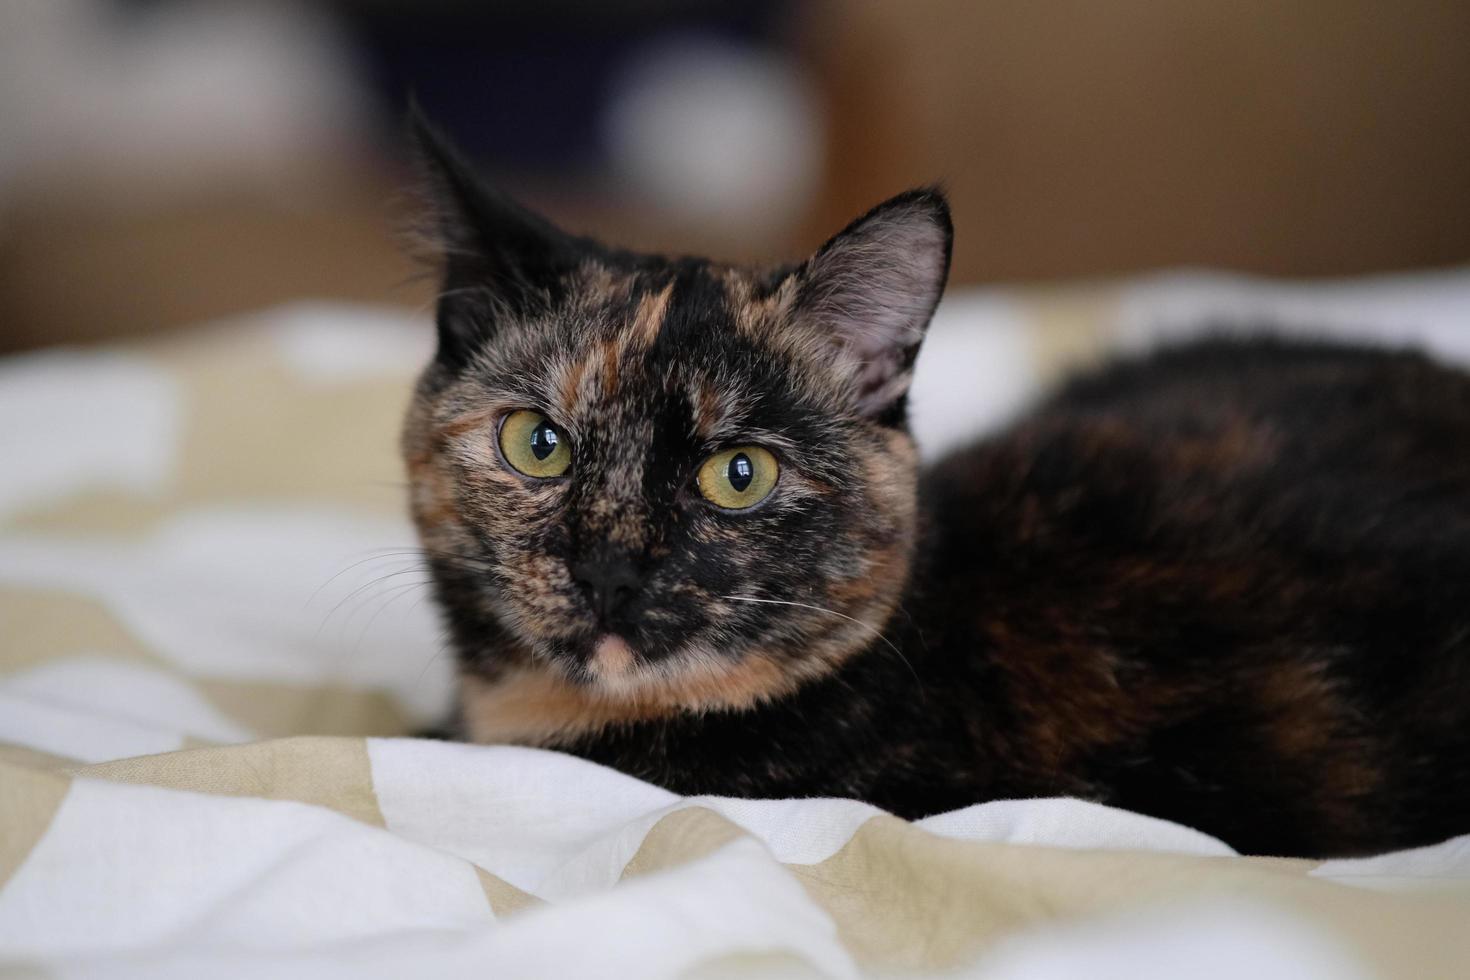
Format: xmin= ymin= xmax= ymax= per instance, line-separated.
xmin=3 ymin=0 xmax=1470 ymax=354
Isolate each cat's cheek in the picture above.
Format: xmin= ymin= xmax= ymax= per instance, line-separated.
xmin=867 ymin=429 xmax=920 ymax=510
xmin=678 ymin=517 xmax=762 ymax=600
xmin=845 ymin=431 xmax=919 ymax=555
xmin=495 ymin=554 xmax=585 ymax=641
xmin=453 ymin=461 xmax=571 ymax=545
xmin=785 ymin=429 xmax=918 ymax=662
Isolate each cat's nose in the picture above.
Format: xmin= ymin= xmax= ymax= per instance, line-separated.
xmin=571 ymin=553 xmax=643 ymax=624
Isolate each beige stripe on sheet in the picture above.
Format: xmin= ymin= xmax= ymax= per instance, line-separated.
xmin=619 ymin=807 xmax=749 ymax=881
xmin=194 ymin=679 xmax=410 ymax=739
xmin=0 ymin=744 xmax=84 ymax=773
xmin=0 ymin=589 xmax=168 ymax=676
xmin=6 ymin=334 xmax=414 ymax=534
xmin=680 ymin=951 xmax=828 ymax=979
xmin=0 ymin=764 xmax=71 ymax=891
xmin=5 ymin=494 xmax=186 ymax=538
xmin=76 ymin=736 xmax=387 ymax=828
xmin=475 ymin=866 xmax=543 ymax=917
xmin=0 ymin=587 xmax=410 ymax=742
xmin=164 ymin=341 xmax=413 ymax=517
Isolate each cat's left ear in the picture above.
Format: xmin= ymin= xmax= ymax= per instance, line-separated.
xmin=792 ymin=189 xmax=952 ymax=424
xmin=408 ymin=105 xmax=584 ymax=367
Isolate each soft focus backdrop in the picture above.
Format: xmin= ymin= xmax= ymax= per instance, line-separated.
xmin=3 ymin=0 xmax=1470 ymax=353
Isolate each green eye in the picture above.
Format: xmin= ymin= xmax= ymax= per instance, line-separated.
xmin=696 ymin=446 xmax=779 ymax=510
xmin=499 ymin=410 xmax=572 ymax=478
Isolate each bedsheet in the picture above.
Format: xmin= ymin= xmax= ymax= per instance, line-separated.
xmin=4 ymin=269 xmax=1470 ymax=977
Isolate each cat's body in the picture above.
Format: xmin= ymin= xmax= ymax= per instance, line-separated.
xmin=543 ymin=339 xmax=1470 ymax=858
xmin=404 ymin=116 xmax=1470 ymax=857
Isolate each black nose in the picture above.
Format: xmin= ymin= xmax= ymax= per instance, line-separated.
xmin=571 ymin=553 xmax=643 ymax=624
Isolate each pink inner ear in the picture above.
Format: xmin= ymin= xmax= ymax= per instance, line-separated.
xmin=853 ymin=350 xmax=915 ymax=417
xmin=802 ymin=199 xmax=951 ymax=417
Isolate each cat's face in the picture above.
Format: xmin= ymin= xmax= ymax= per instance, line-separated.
xmin=404 ymin=118 xmax=951 ymax=710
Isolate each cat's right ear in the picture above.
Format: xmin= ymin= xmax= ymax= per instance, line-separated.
xmin=790 ymin=188 xmax=953 ymax=425
xmin=409 ymin=107 xmax=579 ymax=367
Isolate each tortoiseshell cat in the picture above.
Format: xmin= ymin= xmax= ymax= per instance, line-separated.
xmin=403 ymin=119 xmax=1470 ymax=858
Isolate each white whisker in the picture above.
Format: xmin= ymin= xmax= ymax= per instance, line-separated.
xmin=720 ymin=594 xmax=922 ymax=690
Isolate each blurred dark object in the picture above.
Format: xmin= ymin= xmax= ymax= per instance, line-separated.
xmin=341 ymin=2 xmax=783 ymax=172
xmin=802 ymin=0 xmax=1470 ymax=282
xmin=4 ymin=0 xmax=1470 ymax=355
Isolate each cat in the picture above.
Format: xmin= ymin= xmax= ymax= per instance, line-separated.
xmin=402 ymin=116 xmax=1470 ymax=858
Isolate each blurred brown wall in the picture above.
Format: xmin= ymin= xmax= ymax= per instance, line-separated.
xmin=6 ymin=1 xmax=1470 ymax=355
xmin=804 ymin=0 xmax=1470 ymax=283
xmin=0 ymin=177 xmax=427 ymax=353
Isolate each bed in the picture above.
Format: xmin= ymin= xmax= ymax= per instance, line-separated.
xmin=3 ymin=270 xmax=1469 ymax=977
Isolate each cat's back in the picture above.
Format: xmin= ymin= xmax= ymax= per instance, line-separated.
xmin=926 ymin=335 xmax=1470 ymax=559
xmin=1043 ymin=334 xmax=1470 ymax=456
xmin=915 ymin=335 xmax=1470 ymax=854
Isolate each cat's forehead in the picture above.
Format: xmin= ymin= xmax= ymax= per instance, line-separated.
xmin=477 ymin=259 xmax=812 ymax=437
xmin=562 ymin=258 xmax=795 ymax=355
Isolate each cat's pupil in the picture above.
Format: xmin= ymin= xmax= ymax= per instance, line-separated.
xmin=529 ymin=422 xmax=559 ymax=461
xmin=728 ymin=453 xmax=754 ymax=492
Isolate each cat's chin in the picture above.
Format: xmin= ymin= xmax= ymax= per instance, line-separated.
xmin=574 ymin=632 xmax=684 ymax=699
xmin=541 ymin=633 xmax=799 ymax=709
xmin=587 ymin=634 xmax=637 ymax=683
xmin=523 ymin=630 xmax=659 ymax=698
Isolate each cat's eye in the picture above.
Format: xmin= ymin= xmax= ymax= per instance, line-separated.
xmin=696 ymin=446 xmax=779 ymax=510
xmin=499 ymin=409 xmax=572 ymax=478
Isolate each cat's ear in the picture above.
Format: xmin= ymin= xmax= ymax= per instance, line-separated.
xmin=793 ymin=188 xmax=952 ymax=423
xmin=409 ymin=106 xmax=581 ymax=366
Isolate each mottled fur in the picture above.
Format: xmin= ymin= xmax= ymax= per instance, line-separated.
xmin=404 ymin=117 xmax=1470 ymax=857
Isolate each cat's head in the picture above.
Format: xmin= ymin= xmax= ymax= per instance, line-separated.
xmin=403 ymin=116 xmax=951 ymax=711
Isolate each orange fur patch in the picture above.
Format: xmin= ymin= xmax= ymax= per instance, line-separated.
xmin=724 ymin=269 xmax=795 ymax=339
xmin=556 ymin=356 xmax=589 ymax=416
xmin=437 ymin=407 xmax=498 ymax=442
xmin=627 ymin=282 xmax=673 ymax=350
xmin=406 ymin=458 xmax=461 ymax=532
xmin=599 ymin=339 xmax=622 ymax=395
xmin=460 ymin=649 xmax=799 ymax=745
xmin=692 ymin=381 xmax=723 ymax=441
